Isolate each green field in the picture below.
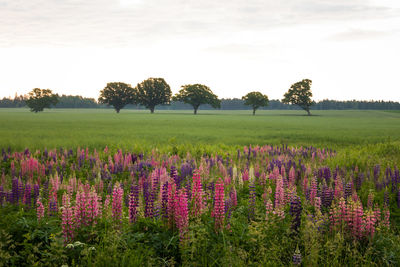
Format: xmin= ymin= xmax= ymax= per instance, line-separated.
xmin=1 ymin=108 xmax=400 ymax=150
xmin=2 ymin=108 xmax=400 ymax=167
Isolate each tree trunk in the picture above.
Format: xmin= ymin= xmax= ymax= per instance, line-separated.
xmin=194 ymin=107 xmax=198 ymax=115
xmin=253 ymin=108 xmax=256 ymax=115
xmin=150 ymin=107 xmax=154 ymax=113
xmin=116 ymin=109 xmax=120 ymax=113
xmin=307 ymin=109 xmax=311 ymax=116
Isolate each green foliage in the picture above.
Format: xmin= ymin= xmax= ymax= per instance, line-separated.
xmin=136 ymin=78 xmax=172 ymax=113
xmin=282 ymin=79 xmax=314 ymax=115
xmin=98 ymin=82 xmax=136 ymax=113
xmin=242 ymin=91 xmax=269 ymax=115
xmin=173 ymin=84 xmax=221 ymax=114
xmin=25 ymin=88 xmax=58 ymax=113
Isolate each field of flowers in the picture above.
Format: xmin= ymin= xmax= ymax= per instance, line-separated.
xmin=0 ymin=145 xmax=399 ymax=266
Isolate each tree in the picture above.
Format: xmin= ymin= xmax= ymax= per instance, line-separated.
xmin=282 ymin=79 xmax=314 ymax=115
xmin=25 ymin=88 xmax=58 ymax=113
xmin=242 ymin=91 xmax=269 ymax=115
xmin=98 ymin=82 xmax=136 ymax=113
xmin=135 ymin=78 xmax=172 ymax=113
xmin=173 ymin=84 xmax=221 ymax=114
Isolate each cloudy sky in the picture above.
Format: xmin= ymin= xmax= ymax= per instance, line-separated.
xmin=0 ymin=0 xmax=399 ymax=101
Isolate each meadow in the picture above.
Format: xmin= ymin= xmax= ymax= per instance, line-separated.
xmin=1 ymin=108 xmax=400 ymax=150
xmin=0 ymin=108 xmax=400 ymax=266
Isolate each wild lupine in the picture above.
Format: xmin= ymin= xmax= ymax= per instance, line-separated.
xmin=36 ymin=199 xmax=45 ymax=222
xmin=175 ymin=188 xmax=189 ymax=242
xmin=192 ymin=171 xmax=204 ymax=217
xmin=213 ymin=179 xmax=225 ymax=230
xmin=265 ymin=198 xmax=273 ymax=222
xmin=161 ymin=182 xmax=169 ymax=219
xmin=292 ymin=246 xmax=302 ymax=265
xmin=74 ymin=190 xmax=87 ymax=227
xmin=129 ymin=185 xmax=139 ymax=223
xmin=61 ymin=193 xmax=74 ymax=244
xmin=275 ymin=175 xmax=285 ymax=209
xmin=167 ymin=182 xmax=177 ymax=228
xmin=364 ymin=209 xmax=376 ymax=238
xmin=367 ymin=191 xmax=374 ymax=208
xmin=248 ymin=183 xmax=256 ymax=220
xmin=309 ymin=178 xmax=317 ymax=205
xmin=48 ymin=191 xmax=58 ymax=216
xmin=381 ymin=208 xmax=390 ymax=229
xmin=87 ymin=190 xmax=101 ymax=225
xmin=288 ymin=167 xmax=295 ymax=186
xmin=290 ymin=195 xmax=302 ymax=232
xmin=112 ymin=183 xmax=124 ymax=225
xmin=23 ymin=184 xmax=31 ymax=208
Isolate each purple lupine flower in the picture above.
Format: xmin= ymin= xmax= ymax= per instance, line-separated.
xmin=248 ymin=183 xmax=256 ymax=220
xmin=293 ymin=246 xmax=302 ymax=265
xmin=129 ymin=185 xmax=139 ymax=223
xmin=24 ymin=184 xmax=32 ymax=209
xmin=0 ymin=185 xmax=4 ymax=206
xmin=33 ymin=184 xmax=40 ymax=205
xmin=161 ymin=182 xmax=169 ymax=219
xmin=144 ymin=181 xmax=154 ymax=218
xmin=344 ymin=182 xmax=352 ymax=200
xmin=397 ymin=188 xmax=400 ymax=208
xmin=290 ymin=195 xmax=302 ymax=232
xmin=12 ymin=178 xmax=19 ymax=204
xmin=384 ymin=190 xmax=389 ymax=207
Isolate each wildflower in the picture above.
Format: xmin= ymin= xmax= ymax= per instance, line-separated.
xmin=37 ymin=199 xmax=45 ymax=222
xmin=213 ymin=179 xmax=225 ymax=230
xmin=112 ymin=183 xmax=124 ymax=225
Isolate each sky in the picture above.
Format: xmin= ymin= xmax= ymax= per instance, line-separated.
xmin=0 ymin=0 xmax=399 ymax=101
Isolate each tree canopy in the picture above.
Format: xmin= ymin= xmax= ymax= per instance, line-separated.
xmin=25 ymin=88 xmax=58 ymax=113
xmin=282 ymin=79 xmax=314 ymax=115
xmin=173 ymin=84 xmax=220 ymax=114
xmin=98 ymin=82 xmax=136 ymax=113
xmin=135 ymin=78 xmax=172 ymax=113
xmin=242 ymin=91 xmax=269 ymax=115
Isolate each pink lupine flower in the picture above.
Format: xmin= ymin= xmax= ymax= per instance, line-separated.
xmin=352 ymin=201 xmax=364 ymax=239
xmin=87 ymin=190 xmax=101 ymax=225
xmin=288 ymin=167 xmax=295 ymax=186
xmin=74 ymin=190 xmax=87 ymax=227
xmin=265 ymin=198 xmax=273 ymax=221
xmin=242 ymin=169 xmax=249 ymax=182
xmin=213 ymin=179 xmax=225 ymax=230
xmin=314 ymin=196 xmax=321 ymax=212
xmin=112 ymin=183 xmax=124 ymax=225
xmin=364 ymin=209 xmax=376 ymax=238
xmin=382 ymin=208 xmax=390 ymax=229
xmin=61 ymin=193 xmax=74 ymax=244
xmin=175 ymin=189 xmax=189 ymax=242
xmin=230 ymin=186 xmax=237 ymax=207
xmin=192 ymin=171 xmax=204 ymax=217
xmin=103 ymin=194 xmax=111 ymax=219
xmin=36 ymin=199 xmax=45 ymax=222
xmin=274 ymin=175 xmax=285 ymax=209
xmin=334 ymin=176 xmax=343 ymax=199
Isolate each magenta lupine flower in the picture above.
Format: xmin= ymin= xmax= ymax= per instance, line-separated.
xmin=334 ymin=176 xmax=343 ymax=199
xmin=36 ymin=199 xmax=45 ymax=222
xmin=242 ymin=169 xmax=249 ymax=182
xmin=74 ymin=190 xmax=87 ymax=227
xmin=192 ymin=171 xmax=204 ymax=217
xmin=274 ymin=175 xmax=284 ymax=209
xmin=112 ymin=183 xmax=124 ymax=225
xmin=61 ymin=193 xmax=75 ymax=244
xmin=213 ymin=179 xmax=225 ymax=231
xmin=103 ymin=194 xmax=111 ymax=218
xmin=87 ymin=190 xmax=101 ymax=225
xmin=175 ymin=188 xmax=189 ymax=242
xmin=314 ymin=196 xmax=321 ymax=212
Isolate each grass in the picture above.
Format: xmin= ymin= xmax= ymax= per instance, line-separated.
xmin=1 ymin=108 xmax=399 ymax=152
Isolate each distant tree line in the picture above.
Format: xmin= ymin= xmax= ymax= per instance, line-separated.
xmin=1 ymin=92 xmax=400 ymax=111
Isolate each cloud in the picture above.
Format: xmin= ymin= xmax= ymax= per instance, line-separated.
xmin=328 ymin=29 xmax=399 ymax=42
xmin=0 ymin=0 xmax=399 ymax=48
